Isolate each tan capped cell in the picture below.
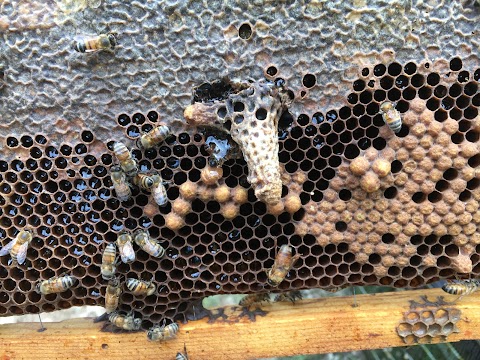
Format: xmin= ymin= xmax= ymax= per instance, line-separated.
xmin=349 ymin=156 xmax=370 ymax=176
xmin=214 ymin=185 xmax=231 ymax=203
xmin=200 ymin=165 xmax=223 ymax=185
xmin=360 ymin=171 xmax=380 ymax=193
xmin=172 ymin=198 xmax=192 ymax=216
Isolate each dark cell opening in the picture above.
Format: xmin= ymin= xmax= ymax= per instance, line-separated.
xmin=5 ymin=136 xmax=18 ymax=150
xmin=388 ymin=62 xmax=402 ymax=76
xmin=335 ymin=221 xmax=347 ymax=232
xmin=255 ymin=108 xmax=267 ymax=120
xmin=238 ymin=23 xmax=252 ymax=39
xmin=353 ymin=80 xmax=365 ymax=92
xmin=81 ymin=131 xmax=94 ymax=143
xmin=412 ymin=192 xmax=426 ymax=203
xmin=449 ymin=83 xmax=462 ymax=98
xmin=266 ymin=66 xmax=277 ymax=76
xmin=384 ymin=186 xmax=397 ymax=199
xmin=373 ymin=64 xmax=386 ymax=76
xmin=404 ymin=62 xmax=417 ymax=75
xmin=427 ymin=191 xmax=442 ymax=203
xmin=20 ymin=135 xmax=33 ymax=148
xmin=117 ymin=114 xmax=130 ymax=126
xmin=449 ymin=57 xmax=462 ymax=71
xmin=302 ymin=74 xmax=316 ymax=88
xmin=427 ymin=73 xmax=440 ymax=86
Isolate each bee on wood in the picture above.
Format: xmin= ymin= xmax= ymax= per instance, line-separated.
xmin=125 ymin=278 xmax=156 ymax=296
xmin=0 ymin=229 xmax=33 ymax=265
xmin=133 ymin=229 xmax=165 ymax=258
xmin=108 ymin=311 xmax=142 ymax=331
xmin=442 ymin=279 xmax=480 ymax=300
xmin=147 ymin=322 xmax=179 ymax=341
xmin=112 ymin=142 xmax=138 ymax=177
xmin=324 ymin=286 xmax=347 ymax=293
xmin=151 ymin=174 xmax=168 ymax=207
xmin=132 ymin=173 xmax=155 ymax=190
xmin=110 ymin=165 xmax=131 ymax=202
xmin=238 ymin=293 xmax=270 ymax=307
xmin=36 ymin=274 xmax=77 ymax=294
xmin=116 ymin=232 xmax=135 ymax=264
xmin=73 ymin=33 xmax=117 ymax=53
xmin=137 ymin=124 xmax=171 ymax=150
xmin=105 ymin=277 xmax=122 ymax=314
xmin=101 ymin=243 xmax=117 ymax=280
xmin=176 ymin=344 xmax=189 ymax=360
xmin=274 ymin=290 xmax=303 ymax=304
xmin=266 ymin=244 xmax=300 ymax=287
xmin=379 ymin=101 xmax=402 ymax=134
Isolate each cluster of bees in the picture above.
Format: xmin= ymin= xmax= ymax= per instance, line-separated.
xmin=111 ymin=126 xmax=171 ymax=206
xmin=98 ymin=123 xmax=183 ymax=337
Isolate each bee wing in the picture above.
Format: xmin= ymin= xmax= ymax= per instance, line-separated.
xmin=16 ymin=242 xmax=29 ymax=265
xmin=0 ymin=239 xmax=16 ymax=256
xmin=120 ymin=243 xmax=135 ymax=263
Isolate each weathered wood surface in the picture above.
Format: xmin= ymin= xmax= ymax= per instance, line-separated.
xmin=1 ymin=288 xmax=479 ymax=360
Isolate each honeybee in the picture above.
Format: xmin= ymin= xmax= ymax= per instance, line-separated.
xmin=36 ymin=274 xmax=77 ymax=294
xmin=110 ymin=165 xmax=131 ymax=202
xmin=266 ymin=244 xmax=300 ymax=287
xmin=125 ymin=278 xmax=156 ymax=296
xmin=101 ymin=243 xmax=117 ymax=280
xmin=324 ymin=286 xmax=347 ymax=293
xmin=73 ymin=33 xmax=117 ymax=53
xmin=176 ymin=344 xmax=189 ymax=360
xmin=105 ymin=277 xmax=122 ymax=314
xmin=108 ymin=311 xmax=142 ymax=331
xmin=133 ymin=229 xmax=165 ymax=258
xmin=112 ymin=142 xmax=138 ymax=177
xmin=116 ymin=232 xmax=135 ymax=263
xmin=147 ymin=322 xmax=179 ymax=341
xmin=132 ymin=173 xmax=155 ymax=190
xmin=0 ymin=229 xmax=33 ymax=265
xmin=238 ymin=293 xmax=270 ymax=307
xmin=442 ymin=279 xmax=480 ymax=300
xmin=274 ymin=290 xmax=303 ymax=304
xmin=137 ymin=124 xmax=171 ymax=149
xmin=379 ymin=101 xmax=402 ymax=134
xmin=151 ymin=174 xmax=168 ymax=207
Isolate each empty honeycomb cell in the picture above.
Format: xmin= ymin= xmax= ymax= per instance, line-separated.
xmin=1 ymin=59 xmax=480 ymax=323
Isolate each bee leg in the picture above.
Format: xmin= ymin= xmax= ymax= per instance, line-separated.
xmin=284 ymin=290 xmax=302 ymax=304
xmin=185 ymin=299 xmax=210 ymax=321
xmin=207 ymin=307 xmax=229 ymax=323
xmin=238 ymin=306 xmax=267 ymax=321
xmin=351 ymin=287 xmax=358 ymax=308
xmin=100 ymin=322 xmax=125 ymax=333
xmin=93 ymin=312 xmax=109 ymax=323
xmin=37 ymin=313 xmax=46 ymax=332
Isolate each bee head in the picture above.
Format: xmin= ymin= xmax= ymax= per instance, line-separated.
xmin=147 ymin=328 xmax=156 ymax=341
xmin=133 ymin=318 xmax=142 ymax=330
xmin=108 ymin=33 xmax=117 ymax=48
xmin=267 ymin=279 xmax=279 ymax=287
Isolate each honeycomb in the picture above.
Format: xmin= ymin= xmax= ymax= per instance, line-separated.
xmin=0 ymin=0 xmax=479 ymax=330
xmin=397 ymin=296 xmax=461 ymax=344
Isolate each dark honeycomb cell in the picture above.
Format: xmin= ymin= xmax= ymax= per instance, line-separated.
xmin=0 ymin=59 xmax=479 ymax=328
xmin=238 ymin=23 xmax=253 ymax=39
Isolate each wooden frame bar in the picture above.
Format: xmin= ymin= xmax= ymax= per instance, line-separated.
xmin=1 ymin=288 xmax=479 ymax=359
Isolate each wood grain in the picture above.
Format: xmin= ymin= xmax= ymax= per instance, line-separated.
xmin=1 ymin=288 xmax=479 ymax=360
